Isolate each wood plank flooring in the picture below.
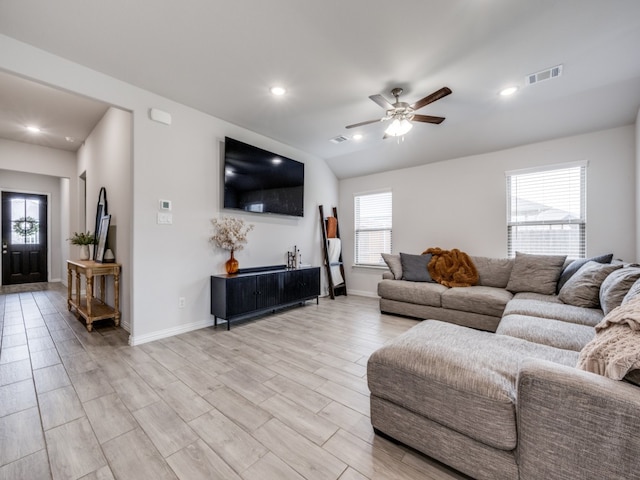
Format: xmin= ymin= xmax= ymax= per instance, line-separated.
xmin=0 ymin=284 xmax=470 ymax=480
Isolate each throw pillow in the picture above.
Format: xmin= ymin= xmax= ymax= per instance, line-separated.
xmin=381 ymin=253 xmax=402 ymax=280
xmin=622 ymin=278 xmax=640 ymax=306
xmin=400 ymin=253 xmax=434 ymax=282
xmin=506 ymin=252 xmax=567 ymax=295
xmin=599 ymin=266 xmax=640 ymax=315
xmin=558 ymin=261 xmax=623 ymax=308
xmin=556 ymin=253 xmax=614 ymax=293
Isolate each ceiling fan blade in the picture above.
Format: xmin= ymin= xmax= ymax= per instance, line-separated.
xmin=410 ymin=87 xmax=452 ymax=110
xmin=412 ymin=114 xmax=446 ymax=124
xmin=369 ymin=94 xmax=394 ymax=110
xmin=345 ymin=119 xmax=381 ymax=129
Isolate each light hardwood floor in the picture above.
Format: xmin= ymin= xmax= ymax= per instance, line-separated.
xmin=0 ymin=284 xmax=470 ymax=480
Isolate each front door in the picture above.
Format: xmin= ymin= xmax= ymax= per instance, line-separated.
xmin=1 ymin=192 xmax=48 ymax=285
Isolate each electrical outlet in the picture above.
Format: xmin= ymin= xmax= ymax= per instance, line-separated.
xmin=178 ymin=297 xmax=185 ymax=308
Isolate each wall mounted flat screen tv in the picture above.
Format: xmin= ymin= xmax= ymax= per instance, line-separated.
xmin=223 ymin=137 xmax=304 ymax=217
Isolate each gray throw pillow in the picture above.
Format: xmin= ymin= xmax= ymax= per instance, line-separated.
xmin=556 ymin=253 xmax=614 ymax=293
xmin=599 ymin=266 xmax=640 ymax=315
xmin=472 ymin=256 xmax=514 ymax=288
xmin=622 ymin=278 xmax=640 ymax=306
xmin=400 ymin=253 xmax=434 ymax=282
xmin=558 ymin=261 xmax=623 ymax=308
xmin=381 ymin=253 xmax=402 ymax=280
xmin=506 ymin=252 xmax=567 ymax=295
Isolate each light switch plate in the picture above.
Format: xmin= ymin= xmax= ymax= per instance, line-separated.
xmin=157 ymin=212 xmax=173 ymax=225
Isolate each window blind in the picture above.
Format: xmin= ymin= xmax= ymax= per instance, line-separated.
xmin=507 ymin=164 xmax=586 ymax=258
xmin=354 ymin=191 xmax=392 ymax=265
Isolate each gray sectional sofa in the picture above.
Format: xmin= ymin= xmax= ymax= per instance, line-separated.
xmin=369 ymin=252 xmax=640 ymax=480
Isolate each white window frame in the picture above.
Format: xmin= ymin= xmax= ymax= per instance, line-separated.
xmin=506 ymin=161 xmax=587 ymax=258
xmin=354 ymin=190 xmax=392 ymax=266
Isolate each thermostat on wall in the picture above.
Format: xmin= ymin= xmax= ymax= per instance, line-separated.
xmin=159 ymin=199 xmax=172 ymax=211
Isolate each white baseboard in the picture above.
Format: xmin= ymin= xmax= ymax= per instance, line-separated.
xmin=129 ymin=318 xmax=215 ymax=346
xmin=347 ymin=289 xmax=379 ymax=298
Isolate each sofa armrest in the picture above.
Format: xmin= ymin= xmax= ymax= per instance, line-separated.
xmin=382 ymin=272 xmax=395 ymax=280
xmin=517 ymin=359 xmax=640 ymax=480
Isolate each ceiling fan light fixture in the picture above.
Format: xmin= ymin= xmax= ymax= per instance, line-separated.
xmin=385 ymin=118 xmax=413 ymax=137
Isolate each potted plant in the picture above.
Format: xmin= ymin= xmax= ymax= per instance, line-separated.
xmin=68 ymin=231 xmax=95 ymax=260
xmin=210 ymin=217 xmax=254 ymax=273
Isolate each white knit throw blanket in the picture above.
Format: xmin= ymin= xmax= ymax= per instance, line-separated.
xmin=577 ymin=296 xmax=640 ymax=380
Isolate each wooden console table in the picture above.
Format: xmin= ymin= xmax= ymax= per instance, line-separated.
xmin=67 ymin=259 xmax=121 ymax=332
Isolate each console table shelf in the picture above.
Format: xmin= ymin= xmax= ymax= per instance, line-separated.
xmin=67 ymin=260 xmax=121 ymax=332
xmin=210 ymin=265 xmax=320 ymax=330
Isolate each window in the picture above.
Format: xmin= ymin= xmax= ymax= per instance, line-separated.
xmin=507 ymin=163 xmax=586 ymax=258
xmin=354 ymin=190 xmax=392 ymax=266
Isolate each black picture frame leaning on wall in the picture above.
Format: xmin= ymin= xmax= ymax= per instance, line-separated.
xmin=93 ymin=187 xmax=108 ymax=260
xmin=95 ymin=215 xmax=111 ymax=263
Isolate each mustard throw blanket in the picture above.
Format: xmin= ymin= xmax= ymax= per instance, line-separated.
xmin=423 ymin=247 xmax=479 ymax=288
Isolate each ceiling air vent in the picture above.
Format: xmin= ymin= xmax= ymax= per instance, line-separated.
xmin=330 ymin=135 xmax=349 ymax=144
xmin=526 ymin=64 xmax=563 ymax=86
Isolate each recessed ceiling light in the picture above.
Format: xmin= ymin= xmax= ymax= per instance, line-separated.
xmin=499 ymin=86 xmax=518 ymax=97
xmin=26 ymin=125 xmax=41 ymax=133
xmin=65 ymin=136 xmax=76 ymax=143
xmin=352 ymin=134 xmax=363 ymax=140
xmin=270 ymin=86 xmax=287 ymax=96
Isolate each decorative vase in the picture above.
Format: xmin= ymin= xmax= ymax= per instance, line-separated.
xmin=80 ymin=245 xmax=90 ymax=261
xmin=225 ymin=249 xmax=239 ymax=274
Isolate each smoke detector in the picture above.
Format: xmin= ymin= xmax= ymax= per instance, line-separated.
xmin=526 ymin=64 xmax=563 ymax=86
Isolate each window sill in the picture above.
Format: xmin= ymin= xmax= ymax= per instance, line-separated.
xmin=352 ymin=264 xmax=387 ymax=270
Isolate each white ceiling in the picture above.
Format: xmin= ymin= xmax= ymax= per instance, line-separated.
xmin=0 ymin=0 xmax=639 ymax=178
xmin=0 ymin=71 xmax=109 ymax=152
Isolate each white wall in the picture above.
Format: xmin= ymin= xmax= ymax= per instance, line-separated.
xmin=0 ymin=139 xmax=77 ymax=283
xmin=0 ymin=34 xmax=339 ymax=345
xmin=77 ymin=107 xmax=133 ymax=330
xmin=340 ymin=126 xmax=637 ymax=296
xmin=636 ymin=107 xmax=640 ymax=259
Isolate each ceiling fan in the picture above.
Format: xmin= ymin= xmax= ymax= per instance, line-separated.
xmin=346 ymin=86 xmax=452 ymax=138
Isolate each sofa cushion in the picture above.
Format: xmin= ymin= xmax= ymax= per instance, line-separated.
xmin=503 ymin=298 xmax=604 ymax=327
xmin=558 ymin=261 xmax=623 ymax=308
xmin=381 ymin=253 xmax=403 ymax=280
xmin=496 ymin=314 xmax=595 ymax=351
xmin=506 ymin=252 xmax=567 ymax=295
xmin=367 ymin=320 xmax=578 ymax=451
xmin=556 ymin=253 xmax=614 ymax=293
xmin=599 ymin=266 xmax=640 ymax=315
xmin=400 ymin=253 xmax=434 ymax=282
xmin=441 ymin=286 xmax=513 ymax=318
xmin=377 ymin=279 xmax=447 ymax=307
xmin=512 ymin=292 xmax=563 ymax=303
xmin=471 ymin=256 xmax=514 ymax=288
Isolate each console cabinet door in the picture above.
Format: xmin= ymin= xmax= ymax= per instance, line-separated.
xmin=224 ymin=276 xmax=257 ymax=317
xmin=299 ymin=268 xmax=320 ymax=299
xmin=255 ymin=273 xmax=281 ymax=309
xmin=280 ymin=270 xmax=301 ymax=303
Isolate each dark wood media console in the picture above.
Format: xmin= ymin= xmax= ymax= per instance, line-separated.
xmin=210 ymin=265 xmax=320 ymax=330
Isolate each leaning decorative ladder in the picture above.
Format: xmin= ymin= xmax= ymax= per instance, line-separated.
xmin=319 ymin=205 xmax=347 ymax=299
